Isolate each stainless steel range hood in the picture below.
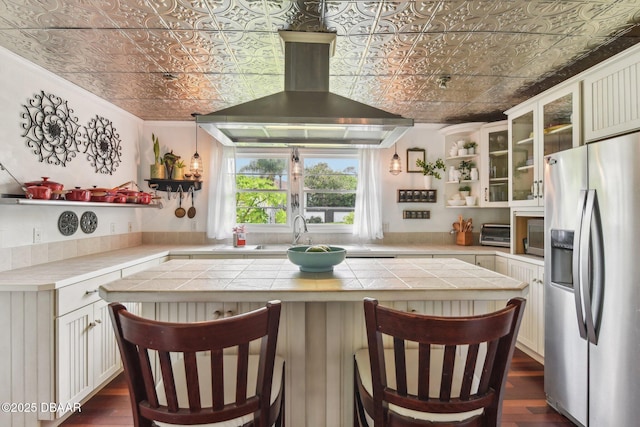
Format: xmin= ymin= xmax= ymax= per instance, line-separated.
xmin=197 ymin=31 xmax=413 ymax=148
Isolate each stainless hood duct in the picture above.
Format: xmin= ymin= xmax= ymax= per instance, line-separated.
xmin=197 ymin=31 xmax=413 ymax=148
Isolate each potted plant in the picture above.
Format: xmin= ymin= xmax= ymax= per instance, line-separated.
xmin=415 ymin=157 xmax=445 ymax=189
xmin=459 ymin=185 xmax=471 ymax=198
xmin=173 ymin=159 xmax=186 ymax=180
xmin=458 ymin=159 xmax=475 ymax=180
xmin=463 ymin=141 xmax=477 ymax=154
xmin=150 ymin=133 xmax=165 ymax=179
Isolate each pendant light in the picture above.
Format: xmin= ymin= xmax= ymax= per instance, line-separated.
xmin=291 ymin=147 xmax=302 ymax=180
xmin=389 ymin=144 xmax=402 ymax=175
xmin=190 ymin=112 xmax=203 ymax=179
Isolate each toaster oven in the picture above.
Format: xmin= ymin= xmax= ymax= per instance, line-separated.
xmin=480 ymin=223 xmax=510 ymax=247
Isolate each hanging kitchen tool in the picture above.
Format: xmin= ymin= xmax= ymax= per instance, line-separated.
xmin=187 ymin=187 xmax=196 ymax=218
xmin=175 ymin=186 xmax=186 ymax=218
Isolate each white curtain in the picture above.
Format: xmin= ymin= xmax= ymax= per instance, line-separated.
xmin=206 ymin=143 xmax=236 ymax=239
xmin=353 ymin=147 xmax=384 ymax=240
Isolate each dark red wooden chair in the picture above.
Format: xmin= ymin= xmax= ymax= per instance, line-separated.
xmin=109 ymin=300 xmax=284 ymax=427
xmin=354 ymin=297 xmax=525 ymax=427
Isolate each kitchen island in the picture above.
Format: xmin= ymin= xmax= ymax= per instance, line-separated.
xmin=100 ymin=256 xmax=526 ymax=427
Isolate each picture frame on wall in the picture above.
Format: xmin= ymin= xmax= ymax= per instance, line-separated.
xmin=406 ymin=148 xmax=425 ymax=173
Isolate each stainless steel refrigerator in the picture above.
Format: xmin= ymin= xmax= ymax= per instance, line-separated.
xmin=544 ymin=131 xmax=640 ymax=426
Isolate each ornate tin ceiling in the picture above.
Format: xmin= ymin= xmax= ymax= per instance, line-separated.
xmin=0 ymin=0 xmax=639 ymax=123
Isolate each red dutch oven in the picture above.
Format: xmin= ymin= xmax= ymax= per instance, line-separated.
xmin=113 ymin=193 xmax=127 ymax=203
xmin=66 ymin=187 xmax=91 ymax=202
xmin=24 ymin=177 xmax=63 ymax=192
xmin=25 ymin=185 xmax=52 ymax=200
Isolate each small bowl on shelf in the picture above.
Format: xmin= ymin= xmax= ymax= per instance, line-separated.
xmin=448 ymin=199 xmax=466 ymax=206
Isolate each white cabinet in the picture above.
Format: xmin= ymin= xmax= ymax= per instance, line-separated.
xmin=474 ymin=254 xmax=495 ymax=271
xmin=479 ymin=121 xmax=509 ymax=207
xmin=507 ymin=83 xmax=580 ymax=208
xmin=583 ymin=45 xmax=640 ymax=142
xmin=439 ymin=123 xmax=484 ymax=208
xmin=507 ymin=259 xmax=544 ymax=361
xmin=56 ymin=274 xmax=123 ymax=411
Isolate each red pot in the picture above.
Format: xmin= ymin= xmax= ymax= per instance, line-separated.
xmin=89 ymin=187 xmax=117 ymax=202
xmin=26 ymin=185 xmax=51 ymax=200
xmin=118 ymin=189 xmax=140 ymax=203
xmin=24 ymin=177 xmax=64 ymax=192
xmin=66 ymin=187 xmax=91 ymax=202
xmin=113 ymin=193 xmax=127 ymax=203
xmin=137 ymin=192 xmax=152 ymax=204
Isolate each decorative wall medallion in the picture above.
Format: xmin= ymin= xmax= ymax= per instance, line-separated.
xmin=58 ymin=211 xmax=79 ymax=236
xmin=21 ymin=91 xmax=81 ymax=166
xmin=83 ymin=115 xmax=122 ymax=175
xmin=80 ymin=211 xmax=98 ymax=234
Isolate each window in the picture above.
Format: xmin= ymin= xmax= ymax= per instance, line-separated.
xmin=235 ymin=153 xmax=288 ymax=224
xmin=300 ymin=153 xmax=358 ymax=225
xmin=234 ymin=149 xmax=359 ymax=229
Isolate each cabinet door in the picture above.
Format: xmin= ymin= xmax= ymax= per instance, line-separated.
xmin=57 ymin=304 xmax=94 ymax=407
xmin=475 ymin=255 xmax=495 ymax=271
xmin=509 ymin=104 xmax=539 ymax=207
xmin=507 ymin=259 xmax=540 ymax=353
xmin=93 ymin=299 xmax=120 ymax=386
xmin=583 ymin=48 xmax=640 ymax=142
xmin=480 ymin=121 xmax=509 ymax=207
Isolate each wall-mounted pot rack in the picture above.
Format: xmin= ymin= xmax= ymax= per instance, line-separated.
xmin=145 ymin=179 xmax=202 ymax=193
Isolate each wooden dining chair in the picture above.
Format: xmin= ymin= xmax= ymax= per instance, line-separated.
xmin=354 ymin=297 xmax=525 ymax=427
xmin=109 ymin=300 xmax=284 ymax=427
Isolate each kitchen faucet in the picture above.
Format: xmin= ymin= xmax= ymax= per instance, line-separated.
xmin=292 ymin=214 xmax=308 ymax=245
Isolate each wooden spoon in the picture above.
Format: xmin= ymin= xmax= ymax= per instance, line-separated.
xmin=187 ymin=189 xmax=196 ymax=218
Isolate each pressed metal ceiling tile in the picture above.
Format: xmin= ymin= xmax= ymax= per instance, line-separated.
xmin=0 ymin=0 xmax=638 ymax=122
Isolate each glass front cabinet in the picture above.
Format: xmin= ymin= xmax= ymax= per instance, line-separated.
xmin=479 ymin=121 xmax=509 ymax=207
xmin=508 ymin=83 xmax=581 ymax=207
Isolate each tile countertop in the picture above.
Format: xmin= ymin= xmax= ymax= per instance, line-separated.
xmin=99 ymin=257 xmax=527 ymax=303
xmin=0 ymin=243 xmax=538 ymax=292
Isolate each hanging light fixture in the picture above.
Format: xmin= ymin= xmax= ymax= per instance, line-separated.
xmin=190 ymin=112 xmax=203 ymax=179
xmin=389 ymin=145 xmax=402 ymax=175
xmin=291 ymin=147 xmax=302 ymax=180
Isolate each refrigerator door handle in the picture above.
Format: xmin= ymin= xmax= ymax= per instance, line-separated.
xmin=581 ymin=189 xmax=602 ymax=344
xmin=573 ymin=190 xmax=588 ymax=339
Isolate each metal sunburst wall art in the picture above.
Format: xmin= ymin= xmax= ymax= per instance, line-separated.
xmin=21 ymin=91 xmax=81 ymax=166
xmin=83 ymin=115 xmax=122 ymax=175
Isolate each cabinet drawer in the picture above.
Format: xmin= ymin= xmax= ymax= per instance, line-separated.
xmin=57 ymin=271 xmax=121 ymax=316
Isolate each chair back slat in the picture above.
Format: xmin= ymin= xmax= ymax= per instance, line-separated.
xmin=236 ymin=343 xmax=250 ymax=404
xmin=108 ymin=300 xmax=282 ymax=426
xmin=210 ymin=349 xmax=224 ymax=410
xmin=183 ymin=351 xmax=201 ymax=411
xmin=138 ymin=346 xmax=160 ymax=409
xmin=416 ymin=343 xmax=430 ymax=400
xmin=461 ymin=343 xmax=480 ymax=400
xmin=157 ymin=351 xmax=177 ymax=411
xmin=357 ymin=297 xmax=526 ymax=427
xmin=393 ymin=338 xmax=408 ymax=395
xmin=440 ymin=345 xmax=456 ymax=400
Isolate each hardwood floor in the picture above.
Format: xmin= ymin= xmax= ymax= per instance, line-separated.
xmin=60 ymin=349 xmax=575 ymax=426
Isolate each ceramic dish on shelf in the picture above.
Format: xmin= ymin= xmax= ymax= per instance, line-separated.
xmin=448 ymin=199 xmax=466 ymax=206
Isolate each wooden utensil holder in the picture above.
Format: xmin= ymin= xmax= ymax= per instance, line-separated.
xmin=456 ymin=231 xmax=473 ymax=246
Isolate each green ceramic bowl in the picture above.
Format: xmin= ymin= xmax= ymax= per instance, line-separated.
xmin=287 ymin=246 xmax=346 ymax=272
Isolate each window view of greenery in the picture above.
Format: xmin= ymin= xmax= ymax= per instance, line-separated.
xmin=303 ymin=157 xmax=357 ymax=225
xmin=235 ymin=154 xmax=358 ymax=226
xmin=236 ymin=157 xmax=288 ymax=224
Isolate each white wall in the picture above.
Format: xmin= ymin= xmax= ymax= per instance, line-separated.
xmin=381 ymin=124 xmax=509 ymax=233
xmin=0 ymin=46 xmax=143 ymax=248
xmin=139 ymin=122 xmax=212 ymax=233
